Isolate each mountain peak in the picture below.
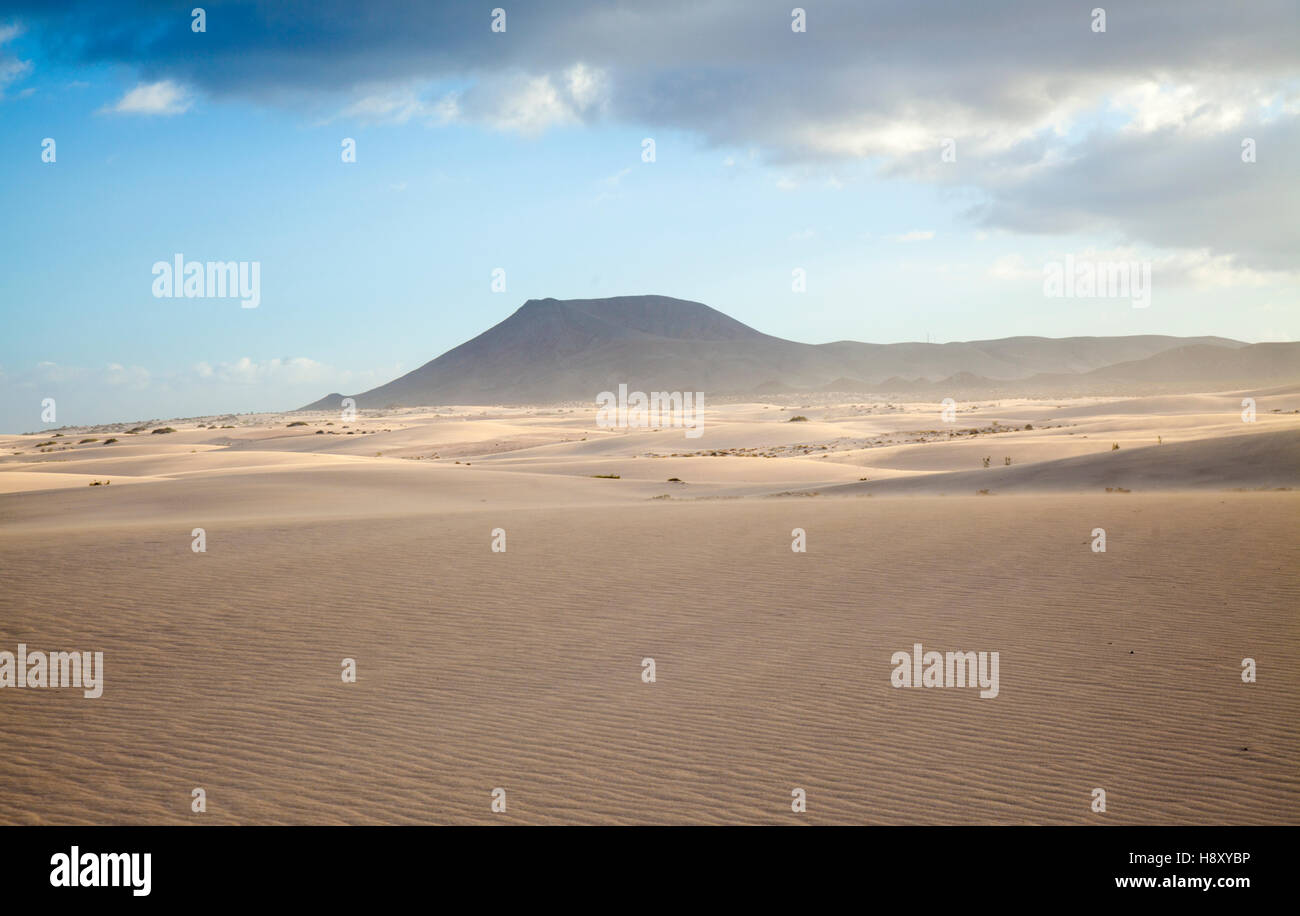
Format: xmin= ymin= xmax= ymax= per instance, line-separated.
xmin=297 ymin=296 xmax=1269 ymax=410
xmin=509 ymin=295 xmax=769 ymax=343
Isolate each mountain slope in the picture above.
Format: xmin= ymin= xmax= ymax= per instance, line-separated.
xmin=300 ymin=295 xmax=1258 ymax=409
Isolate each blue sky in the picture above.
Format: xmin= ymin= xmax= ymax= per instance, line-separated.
xmin=0 ymin=1 xmax=1296 ymax=430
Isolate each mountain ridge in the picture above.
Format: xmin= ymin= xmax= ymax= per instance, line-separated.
xmin=299 ymin=295 xmax=1273 ymax=409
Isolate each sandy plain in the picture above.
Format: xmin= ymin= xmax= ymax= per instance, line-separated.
xmin=1 ymin=389 xmax=1296 ymax=824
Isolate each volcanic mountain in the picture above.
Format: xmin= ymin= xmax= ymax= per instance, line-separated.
xmin=299 ymin=295 xmax=1283 ymax=409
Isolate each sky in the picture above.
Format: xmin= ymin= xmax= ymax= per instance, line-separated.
xmin=0 ymin=0 xmax=1297 ymax=431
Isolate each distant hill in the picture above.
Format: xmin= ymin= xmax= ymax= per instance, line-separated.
xmin=299 ymin=295 xmax=1268 ymax=409
xmin=816 ymin=428 xmax=1300 ymax=495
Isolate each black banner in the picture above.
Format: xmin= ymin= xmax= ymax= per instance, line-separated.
xmin=0 ymin=825 xmax=1286 ymax=902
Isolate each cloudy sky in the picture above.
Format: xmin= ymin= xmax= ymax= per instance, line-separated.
xmin=1 ymin=0 xmax=1296 ymax=429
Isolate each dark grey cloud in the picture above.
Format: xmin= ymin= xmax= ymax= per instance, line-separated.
xmin=4 ymin=0 xmax=1297 ymax=268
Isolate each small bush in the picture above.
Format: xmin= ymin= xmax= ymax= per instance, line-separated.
xmin=151 ymin=427 xmax=176 ymax=435
xmin=287 ymin=421 xmax=309 ymax=427
xmin=592 ymin=473 xmax=621 ymax=479
xmin=788 ymin=416 xmax=809 ymax=422
xmin=79 ymin=438 xmax=98 ymax=444
xmin=104 ymin=438 xmax=118 ymax=444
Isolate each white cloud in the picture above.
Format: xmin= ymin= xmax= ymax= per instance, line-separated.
xmin=986 ymin=253 xmax=1035 ymax=281
xmin=1110 ymin=81 xmax=1265 ymax=136
xmin=986 ymin=246 xmax=1299 ymax=289
xmin=105 ymin=363 xmax=152 ymax=389
xmin=102 ymin=80 xmax=192 ymax=116
xmin=601 ymin=167 xmax=631 ymax=186
xmin=194 ymin=357 xmax=330 ymax=385
xmin=333 ymin=64 xmax=606 ymax=134
xmin=0 ymin=22 xmax=31 ymax=99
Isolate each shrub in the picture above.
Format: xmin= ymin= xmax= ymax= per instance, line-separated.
xmin=79 ymin=438 xmax=97 ymax=444
xmin=104 ymin=438 xmax=118 ymax=444
xmin=151 ymin=427 xmax=176 ymax=434
xmin=287 ymin=421 xmax=309 ymax=427
xmin=788 ymin=415 xmax=809 ymax=422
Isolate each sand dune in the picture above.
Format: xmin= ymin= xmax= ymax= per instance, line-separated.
xmin=2 ymin=390 xmax=1297 ymax=824
xmin=1 ymin=494 xmax=1295 ymax=825
xmin=821 ymin=428 xmax=1300 ymax=496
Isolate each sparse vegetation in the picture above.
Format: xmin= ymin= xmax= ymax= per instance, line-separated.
xmin=1112 ymin=442 xmax=1120 ymax=450
xmin=151 ymin=427 xmax=176 ymax=434
xmin=104 ymin=438 xmax=118 ymax=444
xmin=592 ymin=473 xmax=621 ymax=479
xmin=79 ymin=438 xmax=98 ymax=444
xmin=788 ymin=415 xmax=809 ymax=422
xmin=287 ymin=421 xmax=309 ymax=427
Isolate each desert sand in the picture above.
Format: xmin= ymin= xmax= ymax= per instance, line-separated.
xmin=1 ymin=388 xmax=1297 ymax=824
